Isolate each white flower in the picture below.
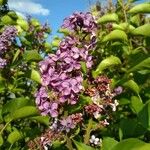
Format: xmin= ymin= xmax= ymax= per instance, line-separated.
xmin=90 ymin=135 xmax=101 ymax=146
xmin=93 ymin=111 xmax=101 ymax=119
xmin=110 ymin=100 xmax=119 ymax=111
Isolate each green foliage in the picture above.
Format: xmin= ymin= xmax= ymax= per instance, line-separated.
xmin=73 ymin=140 xmax=95 ymax=150
xmin=0 ymin=0 xmax=150 ymax=149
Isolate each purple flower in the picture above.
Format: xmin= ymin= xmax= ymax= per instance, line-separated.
xmin=0 ymin=58 xmax=7 ymax=69
xmin=35 ymin=87 xmax=58 ymax=117
xmin=62 ymin=12 xmax=97 ymax=33
xmin=0 ymin=26 xmax=17 ymax=54
xmin=60 ymin=117 xmax=75 ymax=132
xmin=114 ymin=86 xmax=123 ymax=95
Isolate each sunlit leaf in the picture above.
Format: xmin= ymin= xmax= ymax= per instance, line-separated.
xmin=128 ymin=3 xmax=150 ymax=14
xmin=131 ymin=24 xmax=150 ymax=37
xmin=7 ymin=130 xmax=22 ymax=144
xmin=112 ymin=138 xmax=150 ymax=150
xmin=102 ymin=137 xmax=118 ymax=150
xmin=93 ymin=56 xmax=121 ymax=78
xmin=73 ymin=140 xmax=95 ymax=150
xmin=102 ymin=30 xmax=128 ymax=42
xmin=98 ymin=13 xmax=119 ymax=24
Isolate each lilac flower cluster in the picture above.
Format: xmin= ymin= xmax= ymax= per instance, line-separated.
xmin=0 ymin=26 xmax=17 ymax=69
xmin=36 ymin=12 xmax=97 ymax=115
xmin=62 ymin=12 xmax=97 ymax=33
xmin=0 ymin=26 xmax=17 ymax=54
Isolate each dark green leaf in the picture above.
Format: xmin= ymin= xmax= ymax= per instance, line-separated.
xmin=11 ymin=106 xmax=39 ymax=120
xmin=128 ymin=57 xmax=150 ymax=73
xmin=138 ymin=100 xmax=150 ymax=130
xmin=2 ymin=97 xmax=31 ymax=115
xmin=29 ymin=116 xmax=49 ymax=126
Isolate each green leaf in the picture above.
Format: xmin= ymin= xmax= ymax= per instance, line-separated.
xmin=112 ymin=138 xmax=150 ymax=150
xmin=93 ymin=56 xmax=121 ymax=78
xmin=123 ymin=80 xmax=140 ymax=95
xmin=131 ymin=24 xmax=150 ymax=37
xmin=52 ymin=38 xmax=61 ymax=47
xmin=29 ymin=69 xmax=41 ymax=84
xmin=12 ymin=49 xmax=21 ymax=63
xmin=23 ymin=50 xmax=42 ymax=62
xmin=131 ymin=96 xmax=143 ymax=113
xmin=29 ymin=116 xmax=49 ymax=126
xmin=17 ymin=19 xmax=29 ymax=31
xmin=73 ymin=140 xmax=95 ymax=150
xmin=102 ymin=30 xmax=128 ymax=42
xmin=11 ymin=106 xmax=39 ymax=120
xmin=128 ymin=3 xmax=150 ymax=14
xmin=0 ymin=0 xmax=7 ymax=5
xmin=58 ymin=28 xmax=70 ymax=35
xmin=2 ymin=97 xmax=31 ymax=115
xmin=1 ymin=15 xmax=16 ymax=25
xmin=80 ymin=61 xmax=87 ymax=74
xmin=7 ymin=130 xmax=22 ymax=144
xmin=128 ymin=57 xmax=150 ymax=73
xmin=30 ymin=19 xmax=40 ymax=27
xmin=8 ymin=11 xmax=18 ymax=20
xmin=112 ymin=23 xmax=135 ymax=32
xmin=119 ymin=119 xmax=145 ymax=139
xmin=0 ymin=135 xmax=3 ymax=146
xmin=102 ymin=137 xmax=118 ymax=150
xmin=138 ymin=100 xmax=150 ymax=130
xmin=130 ymin=15 xmax=140 ymax=26
xmin=97 ymin=13 xmax=119 ymax=24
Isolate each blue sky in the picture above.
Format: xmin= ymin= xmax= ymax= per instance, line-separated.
xmin=8 ymin=0 xmax=147 ymax=39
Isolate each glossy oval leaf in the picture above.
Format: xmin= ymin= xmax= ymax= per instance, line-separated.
xmin=138 ymin=100 xmax=150 ymax=130
xmin=17 ymin=19 xmax=29 ymax=31
xmin=112 ymin=138 xmax=150 ymax=150
xmin=97 ymin=13 xmax=119 ymax=24
xmin=128 ymin=3 xmax=150 ymax=14
xmin=131 ymin=24 xmax=150 ymax=37
xmin=11 ymin=106 xmax=39 ymax=120
xmin=123 ymin=80 xmax=140 ymax=95
xmin=73 ymin=140 xmax=95 ymax=150
xmin=0 ymin=135 xmax=3 ymax=146
xmin=128 ymin=57 xmax=150 ymax=73
xmin=102 ymin=30 xmax=128 ymax=42
xmin=102 ymin=137 xmax=118 ymax=150
xmin=93 ymin=56 xmax=121 ymax=77
xmin=7 ymin=130 xmax=22 ymax=144
xmin=131 ymin=96 xmax=143 ymax=113
xmin=1 ymin=15 xmax=16 ymax=25
xmin=2 ymin=97 xmax=31 ymax=115
xmin=29 ymin=116 xmax=49 ymax=126
xmin=23 ymin=50 xmax=42 ymax=62
xmin=30 ymin=69 xmax=41 ymax=84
